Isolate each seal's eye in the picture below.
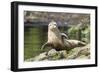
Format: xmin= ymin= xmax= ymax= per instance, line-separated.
xmin=49 ymin=21 xmax=57 ymax=27
xmin=52 ymin=22 xmax=57 ymax=26
xmin=49 ymin=24 xmax=51 ymax=26
xmin=53 ymin=23 xmax=57 ymax=25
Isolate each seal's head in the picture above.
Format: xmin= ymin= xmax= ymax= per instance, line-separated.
xmin=48 ymin=21 xmax=58 ymax=31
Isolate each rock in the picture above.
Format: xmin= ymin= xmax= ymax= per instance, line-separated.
xmin=77 ymin=55 xmax=90 ymax=59
xmin=67 ymin=44 xmax=90 ymax=59
xmin=59 ymin=50 xmax=68 ymax=58
xmin=33 ymin=52 xmax=47 ymax=61
xmin=25 ymin=44 xmax=90 ymax=61
xmin=48 ymin=49 xmax=58 ymax=57
xmin=67 ymin=47 xmax=81 ymax=59
xmin=25 ymin=57 xmax=35 ymax=62
xmin=48 ymin=53 xmax=61 ymax=60
xmin=47 ymin=49 xmax=68 ymax=60
xmin=79 ymin=44 xmax=90 ymax=56
xmin=47 ymin=49 xmax=61 ymax=60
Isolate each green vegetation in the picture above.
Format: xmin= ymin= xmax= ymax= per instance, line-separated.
xmin=68 ymin=24 xmax=90 ymax=43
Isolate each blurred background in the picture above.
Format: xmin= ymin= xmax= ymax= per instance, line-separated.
xmin=24 ymin=11 xmax=90 ymax=61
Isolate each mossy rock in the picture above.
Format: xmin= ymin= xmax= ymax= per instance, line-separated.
xmin=25 ymin=44 xmax=90 ymax=61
